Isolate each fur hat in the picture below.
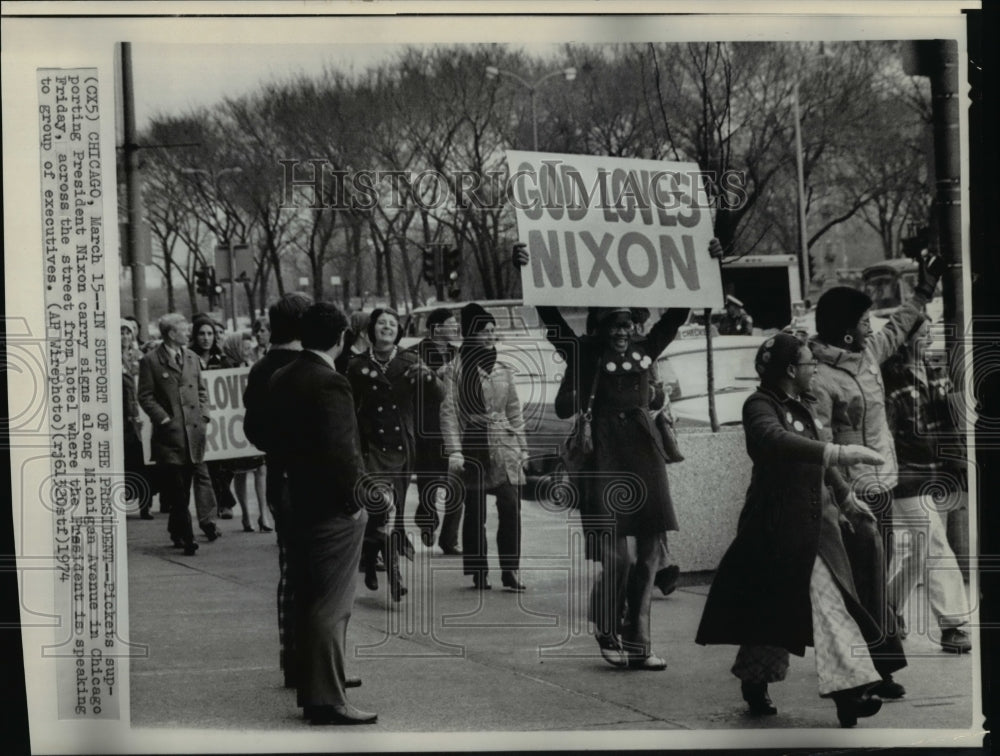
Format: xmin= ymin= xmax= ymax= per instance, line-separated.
xmin=815 ymin=286 xmax=873 ymax=344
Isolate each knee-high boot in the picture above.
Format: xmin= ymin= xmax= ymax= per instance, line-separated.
xmin=361 ymin=538 xmax=380 ymax=591
xmin=386 ymin=531 xmax=407 ymax=602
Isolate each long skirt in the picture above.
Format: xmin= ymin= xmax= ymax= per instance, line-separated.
xmin=732 ymin=556 xmax=882 ymax=696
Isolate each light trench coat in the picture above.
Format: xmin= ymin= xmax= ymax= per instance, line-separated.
xmin=440 ymin=355 xmax=527 ymax=490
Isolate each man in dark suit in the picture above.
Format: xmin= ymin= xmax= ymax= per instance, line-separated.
xmin=269 ymin=302 xmax=380 ymax=726
xmin=242 ymin=292 xmax=312 ymax=689
xmin=137 ymin=313 xmax=211 ymax=556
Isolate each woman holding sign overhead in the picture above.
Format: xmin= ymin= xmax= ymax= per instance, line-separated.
xmin=514 ymin=238 xmax=724 ymax=670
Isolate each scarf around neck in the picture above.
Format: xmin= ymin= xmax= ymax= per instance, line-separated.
xmin=457 ymin=342 xmax=497 ymax=417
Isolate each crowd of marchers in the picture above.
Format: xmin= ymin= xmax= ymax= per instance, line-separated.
xmin=119 ymin=236 xmax=970 ymax=728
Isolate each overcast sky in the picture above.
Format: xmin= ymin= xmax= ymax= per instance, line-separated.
xmin=132 ymin=42 xmax=564 ymax=131
xmin=133 ymin=43 xmax=405 ymax=129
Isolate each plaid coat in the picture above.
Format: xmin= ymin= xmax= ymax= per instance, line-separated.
xmin=881 ymin=350 xmax=963 ymax=498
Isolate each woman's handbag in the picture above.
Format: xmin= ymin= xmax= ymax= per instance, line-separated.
xmin=560 ymin=363 xmax=600 ymax=473
xmin=655 ymin=410 xmax=685 ymax=464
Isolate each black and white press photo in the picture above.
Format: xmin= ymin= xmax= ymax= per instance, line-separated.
xmin=2 ymin=3 xmax=991 ymax=753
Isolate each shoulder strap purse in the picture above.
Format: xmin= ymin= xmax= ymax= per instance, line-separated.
xmin=560 ymin=360 xmax=601 ymax=473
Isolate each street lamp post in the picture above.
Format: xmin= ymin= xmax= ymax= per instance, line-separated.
xmin=792 ymin=79 xmax=811 ymax=300
xmin=485 ymin=65 xmax=577 ymax=150
xmin=180 ymin=166 xmax=243 ymax=326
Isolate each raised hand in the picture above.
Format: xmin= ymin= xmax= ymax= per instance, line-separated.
xmin=916 ymin=250 xmax=947 ymax=297
xmin=512 ymin=242 xmax=529 ymax=268
xmin=709 ymin=237 xmax=724 ymax=260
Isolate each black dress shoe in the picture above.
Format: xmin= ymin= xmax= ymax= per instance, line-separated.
xmin=869 ymin=675 xmax=905 ymax=699
xmin=258 ymin=520 xmax=273 ymax=533
xmin=501 ymin=571 xmax=527 ymax=591
xmin=420 ymin=528 xmax=434 ymax=547
xmin=306 ymin=704 xmax=377 ymax=725
xmin=140 ymin=511 xmax=155 ymax=520
xmin=389 ymin=582 xmax=408 ymax=602
xmin=171 ymin=537 xmax=184 ymax=548
xmin=363 ymin=567 xmax=379 ymax=591
xmin=182 ymin=542 xmax=199 ymax=556
xmin=472 ymin=572 xmax=492 ymax=590
xmin=654 ymin=564 xmax=680 ymax=596
xmin=832 ymin=687 xmax=882 ymax=728
xmin=204 ymin=525 xmax=222 ymax=542
xmin=439 ymin=545 xmax=462 ymax=556
xmin=345 ymin=677 xmax=362 ymax=689
xmin=741 ymin=681 xmax=778 ymax=716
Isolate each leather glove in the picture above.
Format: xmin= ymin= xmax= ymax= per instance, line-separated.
xmin=915 ymin=251 xmax=946 ymax=298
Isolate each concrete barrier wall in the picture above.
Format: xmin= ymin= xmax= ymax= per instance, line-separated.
xmin=666 ymin=427 xmax=751 ymax=573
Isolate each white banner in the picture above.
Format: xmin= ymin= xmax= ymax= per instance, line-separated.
xmin=140 ymin=367 xmax=262 ymax=463
xmin=508 ymin=151 xmax=723 ymax=308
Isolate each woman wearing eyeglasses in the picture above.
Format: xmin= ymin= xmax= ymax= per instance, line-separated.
xmin=696 ymin=332 xmax=905 ymax=728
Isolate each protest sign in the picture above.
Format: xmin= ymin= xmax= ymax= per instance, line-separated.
xmin=140 ymin=367 xmax=261 ymax=462
xmin=508 ymin=151 xmax=724 ymax=308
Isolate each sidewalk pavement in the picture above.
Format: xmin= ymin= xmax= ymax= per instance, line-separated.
xmin=124 ymin=490 xmax=977 ymax=742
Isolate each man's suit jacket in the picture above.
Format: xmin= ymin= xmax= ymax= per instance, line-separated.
xmin=138 ymin=343 xmax=210 ymax=465
xmin=243 ymin=347 xmax=299 ymax=455
xmin=269 ymin=351 xmax=366 ymax=523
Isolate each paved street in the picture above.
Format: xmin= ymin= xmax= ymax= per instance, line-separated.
xmin=125 ymin=488 xmax=978 ymax=745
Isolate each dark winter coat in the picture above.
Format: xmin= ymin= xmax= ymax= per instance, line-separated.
xmin=408 ymin=338 xmax=456 ymax=462
xmin=695 ymin=387 xmax=905 ymax=676
xmin=347 ymin=348 xmax=443 ymax=474
xmin=137 ymin=344 xmax=211 ymax=465
xmin=537 ymin=306 xmax=687 ymax=535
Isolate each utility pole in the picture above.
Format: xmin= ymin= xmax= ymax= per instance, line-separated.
xmin=120 ymin=42 xmax=149 ymax=337
xmin=792 ymin=79 xmax=811 ymax=300
xmin=903 ymin=40 xmax=963 ymax=393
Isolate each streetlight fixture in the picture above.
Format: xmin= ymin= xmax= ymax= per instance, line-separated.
xmin=790 ymin=42 xmax=836 ymax=300
xmin=485 ymin=65 xmax=577 ymax=150
xmin=179 ymin=166 xmax=244 ymax=326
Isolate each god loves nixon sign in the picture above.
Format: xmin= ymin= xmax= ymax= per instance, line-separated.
xmin=508 ymin=151 xmax=723 ymax=308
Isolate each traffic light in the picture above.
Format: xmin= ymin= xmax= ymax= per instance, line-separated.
xmin=444 ymin=247 xmax=461 ymax=279
xmin=195 ymin=267 xmax=210 ymax=296
xmin=421 ymin=246 xmax=438 ymax=286
xmin=447 ymin=270 xmax=461 ymax=300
